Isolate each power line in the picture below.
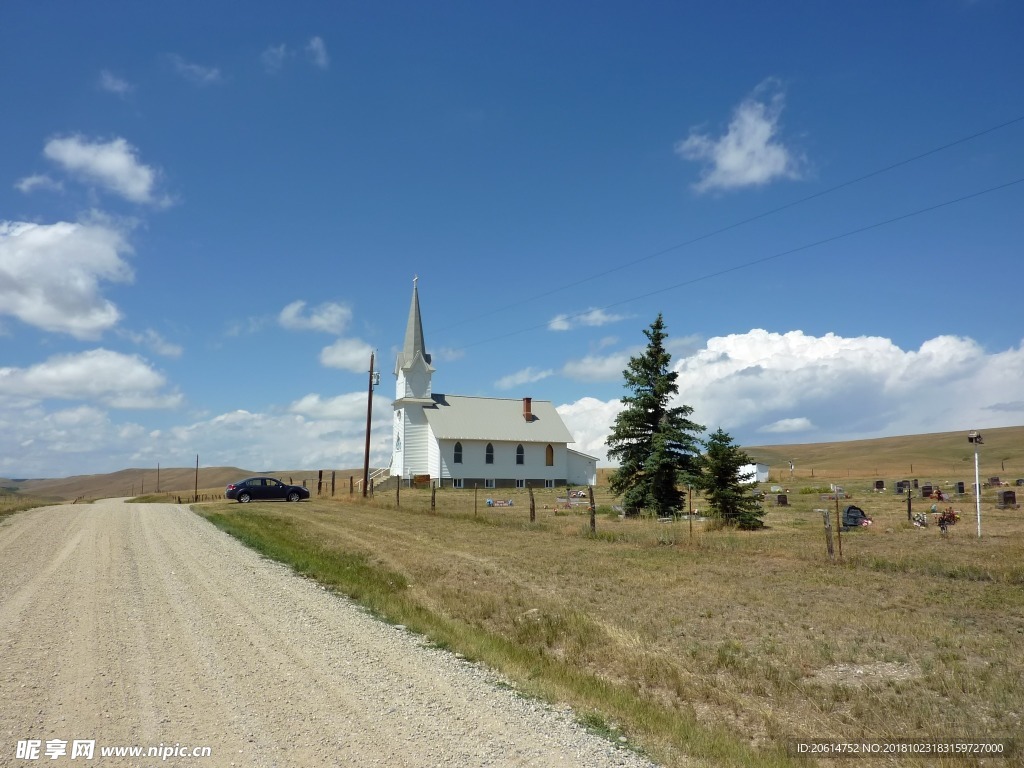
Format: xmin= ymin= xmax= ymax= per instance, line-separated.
xmin=450 ymin=175 xmax=1024 ymax=350
xmin=435 ymin=114 xmax=1024 ymax=334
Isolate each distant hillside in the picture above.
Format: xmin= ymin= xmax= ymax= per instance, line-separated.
xmin=746 ymin=424 xmax=1024 ymax=483
xmin=2 ymin=467 xmax=372 ymax=502
xmin=5 ymin=425 xmax=1023 ymax=500
xmin=595 ymin=425 xmax=1024 ymax=486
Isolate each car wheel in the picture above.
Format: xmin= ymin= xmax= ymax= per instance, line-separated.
xmin=238 ymin=492 xmax=251 ymax=503
xmin=287 ymin=491 xmax=300 ymax=502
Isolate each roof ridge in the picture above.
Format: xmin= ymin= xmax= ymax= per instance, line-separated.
xmin=438 ymin=393 xmax=554 ymax=403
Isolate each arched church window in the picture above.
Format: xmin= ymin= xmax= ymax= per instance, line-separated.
xmin=454 ymin=442 xmax=463 ymax=464
xmin=486 ymin=443 xmax=494 ymax=464
xmin=545 ymin=444 xmax=554 ymax=466
xmin=516 ymin=444 xmax=524 ymax=465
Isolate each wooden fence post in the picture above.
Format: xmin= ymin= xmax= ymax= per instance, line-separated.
xmin=529 ymin=487 xmax=535 ymax=523
xmin=834 ymin=492 xmax=843 ymax=560
xmin=431 ymin=485 xmax=436 ymax=513
xmin=349 ymin=475 xmax=354 ymax=495
xmin=589 ymin=485 xmax=596 ymax=534
xmin=331 ymin=471 xmax=336 ymax=497
xmin=820 ymin=508 xmax=835 ymax=562
xmin=318 ymin=470 xmax=323 ymax=496
xmin=396 ymin=479 xmax=400 ymax=508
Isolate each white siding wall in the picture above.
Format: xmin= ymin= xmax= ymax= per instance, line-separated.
xmin=438 ymin=439 xmax=569 ymax=481
xmin=426 ymin=425 xmax=441 ymax=478
xmin=401 ymin=406 xmax=431 ymax=478
xmin=567 ymin=452 xmax=597 ymax=486
xmin=739 ymin=463 xmax=770 ymax=483
xmin=390 ymin=424 xmax=404 ymax=476
xmin=400 ymin=365 xmax=431 ymax=400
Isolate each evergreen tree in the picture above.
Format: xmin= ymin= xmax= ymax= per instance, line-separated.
xmin=699 ymin=427 xmax=764 ymax=530
xmin=607 ymin=315 xmax=704 ymax=516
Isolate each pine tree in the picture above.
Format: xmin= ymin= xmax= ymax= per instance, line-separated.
xmin=699 ymin=427 xmax=764 ymax=530
xmin=607 ymin=315 xmax=704 ymax=516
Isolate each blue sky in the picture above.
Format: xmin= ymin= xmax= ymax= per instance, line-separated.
xmin=1 ymin=1 xmax=1022 ymax=477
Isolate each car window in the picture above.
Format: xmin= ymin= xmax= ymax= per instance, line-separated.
xmin=266 ymin=479 xmax=282 ymax=487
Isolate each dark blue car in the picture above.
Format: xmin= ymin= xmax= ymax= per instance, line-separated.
xmin=225 ymin=476 xmax=310 ymax=503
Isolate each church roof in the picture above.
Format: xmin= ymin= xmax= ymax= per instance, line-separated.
xmin=422 ymin=394 xmax=575 ymax=443
xmin=395 ymin=278 xmax=432 ymax=373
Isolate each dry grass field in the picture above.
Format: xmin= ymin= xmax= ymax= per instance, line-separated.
xmin=197 ymin=475 xmax=1024 ymax=767
xmin=8 ymin=426 xmax=1022 ymax=764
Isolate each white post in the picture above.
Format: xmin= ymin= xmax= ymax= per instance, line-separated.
xmin=974 ymin=446 xmax=981 ymax=538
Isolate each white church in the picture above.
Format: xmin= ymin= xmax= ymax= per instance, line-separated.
xmin=388 ymin=279 xmax=597 ymax=489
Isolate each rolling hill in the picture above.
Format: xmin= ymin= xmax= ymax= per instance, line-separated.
xmin=1 ymin=467 xmax=372 ymax=502
xmin=594 ymin=425 xmax=1023 ymax=487
xmin=746 ymin=424 xmax=1024 ymax=484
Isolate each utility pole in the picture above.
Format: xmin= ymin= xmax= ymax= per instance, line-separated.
xmin=362 ymin=351 xmax=378 ymax=498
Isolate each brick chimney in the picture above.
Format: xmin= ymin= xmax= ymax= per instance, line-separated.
xmin=523 ymin=397 xmax=533 ymax=422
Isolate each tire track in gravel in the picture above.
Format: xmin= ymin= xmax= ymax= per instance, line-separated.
xmin=1 ymin=500 xmax=659 ymax=768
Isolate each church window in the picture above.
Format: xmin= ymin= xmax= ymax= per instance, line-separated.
xmin=516 ymin=444 xmax=524 ymax=465
xmin=485 ymin=478 xmax=495 ymax=489
xmin=486 ymin=443 xmax=494 ymax=464
xmin=453 ymin=478 xmax=464 ymax=489
xmin=516 ymin=479 xmax=525 ymax=489
xmin=545 ymin=444 xmax=554 ymax=466
xmin=454 ymin=442 xmax=463 ymax=464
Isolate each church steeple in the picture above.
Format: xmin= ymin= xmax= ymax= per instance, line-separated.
xmin=398 ymin=276 xmax=431 ymax=370
xmin=394 ymin=277 xmax=434 ymax=400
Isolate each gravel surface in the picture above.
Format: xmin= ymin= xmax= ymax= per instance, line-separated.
xmin=0 ymin=500 xmax=659 ymax=767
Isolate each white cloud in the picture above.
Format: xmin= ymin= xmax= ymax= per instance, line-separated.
xmin=306 ymin=36 xmax=329 ymax=69
xmin=434 ymin=346 xmax=465 ymax=362
xmin=666 ymin=333 xmax=704 ymax=358
xmin=759 ymin=417 xmax=815 ymax=434
xmin=495 ymin=367 xmax=553 ymax=390
xmin=224 ymin=316 xmax=268 ymax=337
xmin=119 ymin=328 xmax=183 ymax=358
xmin=14 ymin=174 xmax=63 ymax=194
xmin=0 ymin=390 xmax=391 ymax=477
xmin=0 ymin=220 xmax=131 ymax=338
xmin=320 ymin=338 xmax=374 ymax=371
xmin=262 ymin=44 xmax=289 ymax=73
xmin=288 ymin=392 xmax=368 ymax=420
xmin=0 ymin=349 xmax=180 ymax=409
xmin=557 ymin=397 xmax=624 ymax=464
xmin=158 ymin=406 xmax=391 ymax=472
xmin=43 ymin=135 xmax=167 ymax=206
xmin=556 ymin=329 xmax=1024 ymax=465
xmin=98 ymin=70 xmax=133 ymax=94
xmin=168 ymin=54 xmax=223 ymax=85
xmin=548 ymin=308 xmax=629 ymax=331
xmin=278 ymin=300 xmax=352 ymax=333
xmin=561 ymin=351 xmax=632 ymax=382
xmin=0 ymin=404 xmax=115 ymax=470
xmin=676 ymin=79 xmax=804 ymax=193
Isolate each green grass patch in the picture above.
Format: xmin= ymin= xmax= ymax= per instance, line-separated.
xmin=203 ymin=510 xmax=407 ymax=607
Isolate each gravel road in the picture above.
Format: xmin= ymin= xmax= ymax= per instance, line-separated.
xmin=0 ymin=500 xmax=659 ymax=767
